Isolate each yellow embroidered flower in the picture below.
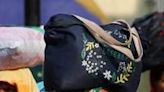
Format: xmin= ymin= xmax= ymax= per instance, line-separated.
xmin=115 ymin=62 xmax=133 ymax=84
xmin=86 ymin=42 xmax=95 ymax=51
xmin=127 ymin=62 xmax=133 ymax=73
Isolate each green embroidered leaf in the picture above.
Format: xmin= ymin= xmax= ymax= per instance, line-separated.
xmin=81 ymin=48 xmax=86 ymax=59
xmin=112 ymin=72 xmax=117 ymax=81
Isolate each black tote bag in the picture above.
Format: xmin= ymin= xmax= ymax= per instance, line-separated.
xmin=44 ymin=14 xmax=143 ymax=92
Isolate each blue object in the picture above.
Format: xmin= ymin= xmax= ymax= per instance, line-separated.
xmin=37 ymin=81 xmax=45 ymax=92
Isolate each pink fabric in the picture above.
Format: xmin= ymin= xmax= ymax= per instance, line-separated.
xmin=0 ymin=27 xmax=45 ymax=70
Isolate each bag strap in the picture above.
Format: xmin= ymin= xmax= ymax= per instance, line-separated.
xmin=73 ymin=15 xmax=143 ymax=62
xmin=74 ymin=15 xmax=133 ymax=46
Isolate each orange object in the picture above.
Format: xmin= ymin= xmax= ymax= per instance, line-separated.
xmin=0 ymin=68 xmax=39 ymax=92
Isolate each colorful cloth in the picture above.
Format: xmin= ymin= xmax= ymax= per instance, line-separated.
xmin=0 ymin=27 xmax=45 ymax=70
xmin=0 ymin=68 xmax=39 ymax=92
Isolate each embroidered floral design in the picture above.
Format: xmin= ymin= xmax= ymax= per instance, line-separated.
xmin=103 ymin=70 xmax=112 ymax=80
xmin=103 ymin=44 xmax=134 ymax=83
xmin=94 ymin=43 xmax=100 ymax=48
xmin=117 ymin=62 xmax=127 ymax=73
xmin=113 ymin=29 xmax=127 ymax=40
xmin=112 ymin=72 xmax=117 ymax=81
xmin=115 ymin=73 xmax=129 ymax=83
xmin=127 ymin=62 xmax=133 ymax=73
xmin=81 ymin=32 xmax=135 ymax=84
xmin=82 ymin=59 xmax=99 ymax=75
xmin=81 ymin=41 xmax=107 ymax=76
xmin=82 ymin=60 xmax=88 ymax=66
xmin=105 ymin=47 xmax=128 ymax=61
xmin=115 ymin=62 xmax=133 ymax=83
xmin=86 ymin=42 xmax=95 ymax=51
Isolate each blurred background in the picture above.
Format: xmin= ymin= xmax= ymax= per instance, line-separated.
xmin=0 ymin=0 xmax=163 ymax=92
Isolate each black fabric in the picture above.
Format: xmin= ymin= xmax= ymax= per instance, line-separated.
xmin=132 ymin=12 xmax=164 ymax=71
xmin=44 ymin=14 xmax=143 ymax=92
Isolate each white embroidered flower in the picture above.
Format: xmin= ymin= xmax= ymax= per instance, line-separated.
xmin=93 ymin=52 xmax=97 ymax=55
xmin=96 ymin=55 xmax=102 ymax=58
xmin=82 ymin=60 xmax=88 ymax=66
xmin=103 ymin=70 xmax=112 ymax=80
xmin=100 ymin=65 xmax=103 ymax=68
xmin=95 ymin=73 xmax=98 ymax=75
xmin=95 ymin=43 xmax=99 ymax=48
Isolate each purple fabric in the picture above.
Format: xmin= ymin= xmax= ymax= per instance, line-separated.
xmin=0 ymin=0 xmax=24 ymax=25
xmin=41 ymin=0 xmax=100 ymax=24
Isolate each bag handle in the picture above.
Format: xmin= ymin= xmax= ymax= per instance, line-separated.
xmin=73 ymin=15 xmax=143 ymax=62
xmin=74 ymin=15 xmax=133 ymax=46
